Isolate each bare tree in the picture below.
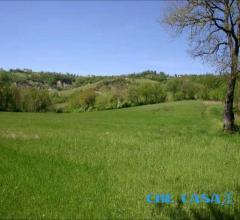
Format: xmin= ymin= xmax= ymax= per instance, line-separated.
xmin=163 ymin=0 xmax=240 ymax=132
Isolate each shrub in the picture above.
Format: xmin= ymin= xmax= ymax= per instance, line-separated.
xmin=70 ymin=88 xmax=96 ymax=111
xmin=139 ymin=83 xmax=153 ymax=104
xmin=50 ymin=91 xmax=67 ymax=104
xmin=181 ymin=80 xmax=197 ymax=99
xmin=0 ymin=72 xmax=12 ymax=86
xmin=8 ymin=85 xmax=21 ymax=111
xmin=0 ymin=86 xmax=10 ymax=111
xmin=173 ymin=91 xmax=185 ymax=101
xmin=0 ymin=85 xmax=21 ymax=111
xmin=127 ymin=83 xmax=167 ymax=106
xmin=198 ymin=87 xmax=210 ymax=100
xmin=150 ymin=84 xmax=167 ymax=103
xmin=21 ymin=88 xmax=51 ymax=112
xmin=167 ymin=77 xmax=198 ymax=100
xmin=0 ymin=86 xmax=51 ymax=112
xmin=127 ymin=85 xmax=141 ymax=106
xmin=95 ymin=92 xmax=114 ymax=110
xmin=166 ymin=78 xmax=181 ymax=94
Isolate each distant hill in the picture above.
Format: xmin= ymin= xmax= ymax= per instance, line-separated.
xmin=0 ymin=68 xmax=236 ymax=113
xmin=0 ymin=69 xmax=168 ymax=90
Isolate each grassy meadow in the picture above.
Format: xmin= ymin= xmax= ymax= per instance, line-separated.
xmin=1 ymin=100 xmax=240 ymax=219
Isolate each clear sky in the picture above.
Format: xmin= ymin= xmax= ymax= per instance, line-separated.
xmin=0 ymin=1 xmax=213 ymax=76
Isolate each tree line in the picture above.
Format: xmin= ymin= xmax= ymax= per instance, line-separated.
xmin=68 ymin=75 xmax=233 ymax=112
xmin=1 ymin=71 xmax=238 ymax=113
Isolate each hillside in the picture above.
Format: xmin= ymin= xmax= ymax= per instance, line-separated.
xmin=1 ymin=69 xmax=238 ymax=113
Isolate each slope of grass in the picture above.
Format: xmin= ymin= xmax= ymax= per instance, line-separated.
xmin=0 ymin=101 xmax=240 ymax=219
xmin=58 ymin=81 xmax=102 ymax=98
xmin=57 ymin=77 xmax=158 ymax=98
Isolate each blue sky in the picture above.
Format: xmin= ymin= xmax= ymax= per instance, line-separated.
xmin=0 ymin=1 xmax=213 ymax=75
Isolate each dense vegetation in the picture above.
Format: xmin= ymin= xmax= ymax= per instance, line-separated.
xmin=1 ymin=68 xmax=238 ymax=113
xmin=1 ymin=101 xmax=240 ymax=219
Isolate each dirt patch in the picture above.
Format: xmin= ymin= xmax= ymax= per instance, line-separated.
xmin=203 ymin=101 xmax=222 ymax=105
xmin=0 ymin=130 xmax=40 ymax=140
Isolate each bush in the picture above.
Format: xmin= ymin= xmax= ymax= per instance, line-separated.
xmin=0 ymin=86 xmax=51 ymax=112
xmin=150 ymin=84 xmax=167 ymax=103
xmin=55 ymin=107 xmax=64 ymax=113
xmin=167 ymin=77 xmax=198 ymax=100
xmin=181 ymin=80 xmax=197 ymax=99
xmin=128 ymin=83 xmax=166 ymax=105
xmin=173 ymin=91 xmax=185 ymax=101
xmin=0 ymin=85 xmax=21 ymax=111
xmin=8 ymin=85 xmax=21 ymax=111
xmin=50 ymin=91 xmax=67 ymax=104
xmin=70 ymin=88 xmax=96 ymax=111
xmin=139 ymin=83 xmax=153 ymax=104
xmin=0 ymin=72 xmax=12 ymax=86
xmin=94 ymin=88 xmax=129 ymax=110
xmin=166 ymin=78 xmax=181 ymax=94
xmin=21 ymin=88 xmax=51 ymax=112
xmin=127 ymin=85 xmax=141 ymax=106
xmin=95 ymin=92 xmax=114 ymax=110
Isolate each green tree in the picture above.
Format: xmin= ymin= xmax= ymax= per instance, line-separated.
xmin=164 ymin=0 xmax=240 ymax=132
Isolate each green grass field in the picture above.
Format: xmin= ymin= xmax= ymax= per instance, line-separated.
xmin=1 ymin=101 xmax=240 ymax=219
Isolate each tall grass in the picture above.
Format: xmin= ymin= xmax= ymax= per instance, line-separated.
xmin=0 ymin=101 xmax=240 ymax=219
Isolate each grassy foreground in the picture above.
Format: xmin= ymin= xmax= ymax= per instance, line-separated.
xmin=0 ymin=101 xmax=240 ymax=219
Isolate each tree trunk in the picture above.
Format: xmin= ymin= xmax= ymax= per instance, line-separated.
xmin=223 ymin=74 xmax=236 ymax=132
xmin=223 ymin=51 xmax=238 ymax=132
